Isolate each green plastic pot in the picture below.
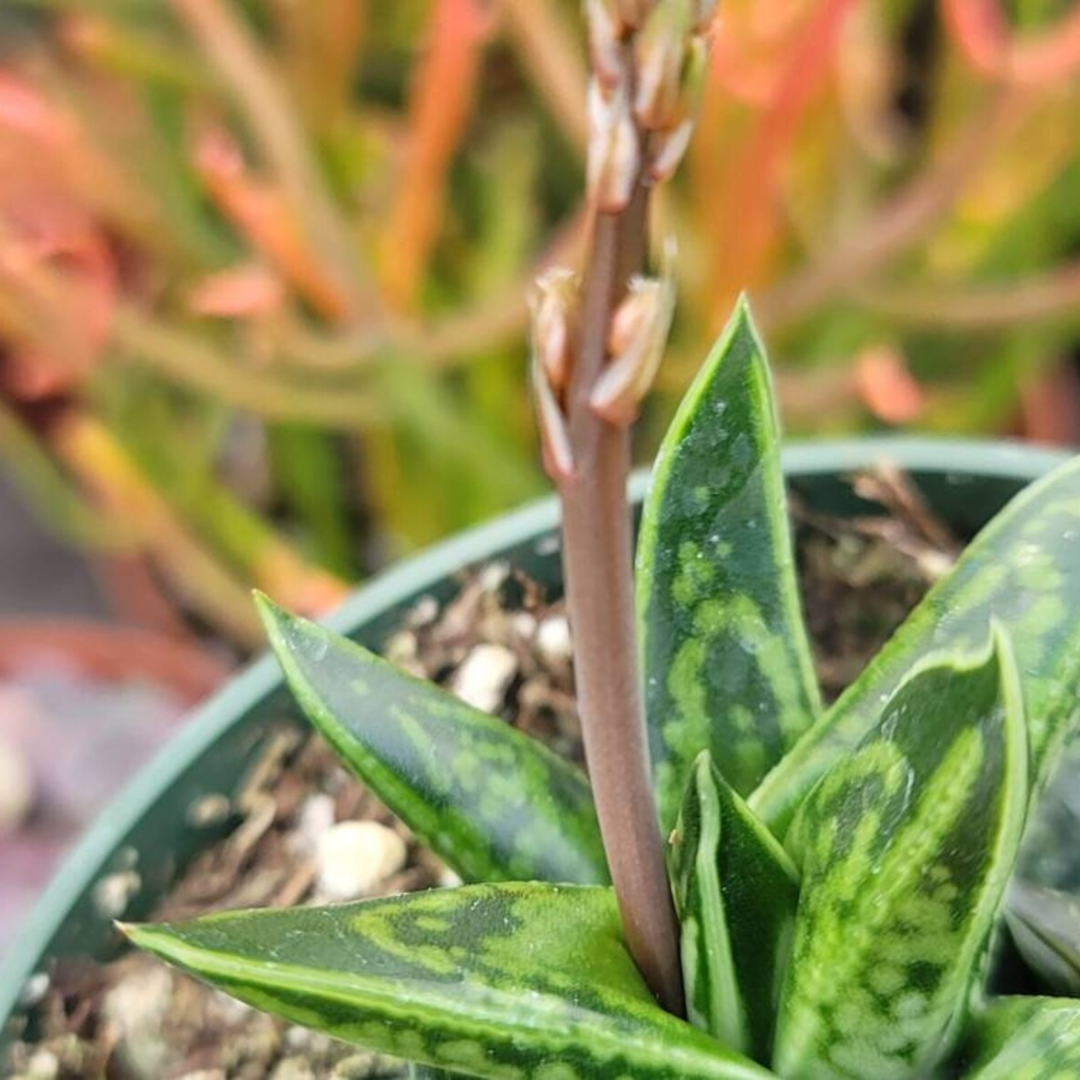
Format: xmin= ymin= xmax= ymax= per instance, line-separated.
xmin=0 ymin=436 xmax=1070 ymax=1055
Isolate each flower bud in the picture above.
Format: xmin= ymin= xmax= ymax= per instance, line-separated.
xmin=590 ymin=248 xmax=676 ymax=424
xmin=528 ymin=266 xmax=579 ymax=391
xmin=587 ymin=78 xmax=641 ymax=212
xmin=531 ymin=354 xmax=575 ymax=481
xmin=647 ymin=117 xmax=695 ymax=183
xmin=584 ymin=0 xmax=625 ymax=90
xmin=634 ymin=0 xmax=695 ymax=131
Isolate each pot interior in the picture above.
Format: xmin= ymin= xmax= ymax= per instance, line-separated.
xmin=0 ymin=439 xmax=1067 ymax=1050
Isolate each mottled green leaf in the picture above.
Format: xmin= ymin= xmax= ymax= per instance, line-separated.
xmin=124 ymin=883 xmax=776 ymax=1080
xmin=1006 ymin=880 xmax=1080 ymax=996
xmin=637 ymin=297 xmax=821 ymax=826
xmin=773 ymin=630 xmax=1028 ymax=1079
xmin=669 ymin=750 xmax=799 ymax=1062
xmin=752 ymin=455 xmax=1080 ymax=837
xmin=957 ymin=996 xmax=1080 ymax=1078
xmin=257 ymin=597 xmax=608 ymax=886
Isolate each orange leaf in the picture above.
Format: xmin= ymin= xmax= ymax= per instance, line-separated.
xmin=943 ymin=0 xmax=1080 ymax=85
xmin=854 ymin=344 xmax=925 ymax=425
xmin=378 ymin=0 xmax=495 ymax=312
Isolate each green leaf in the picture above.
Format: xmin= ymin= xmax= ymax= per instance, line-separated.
xmin=751 ymin=455 xmax=1080 ymax=836
xmin=773 ymin=630 xmax=1028 ymax=1079
xmin=957 ymin=996 xmax=1080 ymax=1078
xmin=124 ymin=883 xmax=776 ymax=1080
xmin=669 ymin=751 xmax=799 ymax=1062
xmin=1005 ymin=880 xmax=1080 ymax=996
xmin=637 ymin=297 xmax=821 ymax=826
xmin=257 ymin=596 xmax=608 ymax=886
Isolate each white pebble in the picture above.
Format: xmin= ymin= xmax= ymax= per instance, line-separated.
xmin=0 ymin=736 xmax=33 ymax=834
xmin=536 ymin=615 xmax=572 ymax=665
xmin=25 ymin=1049 xmax=59 ymax=1080
xmin=295 ymin=793 xmax=336 ymax=851
xmin=316 ymin=821 xmax=407 ymax=901
xmin=92 ymin=870 xmax=141 ymax=919
xmin=439 ymin=866 xmax=463 ymax=889
xmin=451 ymin=644 xmax=517 ymax=713
xmin=270 ymin=1059 xmax=316 ymax=1080
xmin=102 ymin=965 xmax=175 ymax=1078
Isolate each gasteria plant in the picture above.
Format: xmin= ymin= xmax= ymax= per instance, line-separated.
xmin=124 ymin=3 xmax=1080 ymax=1078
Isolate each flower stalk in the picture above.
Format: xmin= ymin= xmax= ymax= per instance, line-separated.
xmin=531 ymin=0 xmax=711 ymax=1013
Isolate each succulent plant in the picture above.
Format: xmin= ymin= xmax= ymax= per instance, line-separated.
xmin=124 ymin=2 xmax=1080 ymax=1076
xmin=126 ymin=300 xmax=1080 ymax=1078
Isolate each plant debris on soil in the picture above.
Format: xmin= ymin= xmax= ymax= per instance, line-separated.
xmin=4 ymin=468 xmax=957 ymax=1080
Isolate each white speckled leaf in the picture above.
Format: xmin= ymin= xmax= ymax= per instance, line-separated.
xmin=258 ymin=596 xmax=608 ymax=886
xmin=774 ymin=630 xmax=1028 ymax=1079
xmin=126 ymin=883 xmax=776 ymax=1080
xmin=752 ymin=456 xmax=1080 ymax=839
xmin=638 ymin=298 xmax=820 ymax=828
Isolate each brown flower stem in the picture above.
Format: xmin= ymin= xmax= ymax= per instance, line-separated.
xmin=556 ymin=182 xmax=684 ymax=1015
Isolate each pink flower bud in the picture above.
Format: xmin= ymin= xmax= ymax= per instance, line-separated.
xmin=529 ymin=267 xmax=579 ymax=391
xmin=634 ymin=0 xmax=694 ymax=130
xmin=531 ymin=354 xmax=576 ymax=481
xmin=590 ymin=253 xmax=676 ymax=425
xmin=585 ymin=0 xmax=626 ymax=90
xmin=647 ymin=117 xmax=695 ymax=182
xmin=587 ymin=79 xmax=641 ymax=213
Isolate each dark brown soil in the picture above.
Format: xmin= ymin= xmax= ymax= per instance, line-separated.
xmin=4 ymin=468 xmax=954 ymax=1080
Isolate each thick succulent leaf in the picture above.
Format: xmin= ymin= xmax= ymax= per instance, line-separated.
xmin=752 ymin=455 xmax=1080 ymax=836
xmin=957 ymin=996 xmax=1080 ymax=1078
xmin=125 ymin=883 xmax=776 ymax=1080
xmin=637 ymin=297 xmax=821 ymax=826
xmin=1005 ymin=880 xmax=1080 ymax=996
xmin=257 ymin=597 xmax=608 ymax=885
xmin=773 ymin=630 xmax=1028 ymax=1080
xmin=670 ymin=750 xmax=799 ymax=1062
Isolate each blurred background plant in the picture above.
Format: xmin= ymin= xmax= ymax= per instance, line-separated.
xmin=1 ymin=0 xmax=1080 ymax=649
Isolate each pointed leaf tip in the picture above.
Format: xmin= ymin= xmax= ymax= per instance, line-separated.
xmin=127 ymin=884 xmax=774 ymax=1080
xmin=264 ymin=605 xmax=609 ymax=886
xmin=637 ymin=296 xmax=821 ymax=823
xmin=753 ymin=453 xmax=1080 ymax=836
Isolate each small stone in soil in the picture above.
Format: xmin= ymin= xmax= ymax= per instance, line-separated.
xmin=21 ymin=1049 xmax=59 ymax=1080
xmin=91 ymin=869 xmax=142 ymax=919
xmin=451 ymin=642 xmax=518 ymax=713
xmin=316 ymin=821 xmax=408 ymax=901
xmin=535 ymin=614 xmax=572 ymax=668
xmin=101 ymin=965 xmax=175 ymax=1078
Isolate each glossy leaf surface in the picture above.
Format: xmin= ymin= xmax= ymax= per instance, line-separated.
xmin=752 ymin=455 xmax=1080 ymax=836
xmin=637 ymin=297 xmax=821 ymax=826
xmin=958 ymin=996 xmax=1080 ymax=1078
xmin=258 ymin=597 xmax=608 ymax=885
xmin=126 ymin=883 xmax=776 ymax=1080
xmin=774 ymin=633 xmax=1028 ymax=1079
xmin=670 ymin=750 xmax=799 ymax=1061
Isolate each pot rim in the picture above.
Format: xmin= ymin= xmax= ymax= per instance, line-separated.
xmin=0 ymin=435 xmax=1069 ymax=1027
